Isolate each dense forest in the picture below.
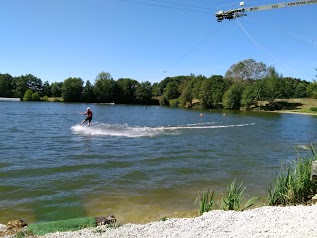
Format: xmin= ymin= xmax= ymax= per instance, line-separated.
xmin=1 ymin=59 xmax=317 ymax=110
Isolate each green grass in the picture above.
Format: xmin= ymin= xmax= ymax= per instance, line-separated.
xmin=46 ymin=97 xmax=64 ymax=102
xmin=309 ymin=107 xmax=317 ymax=113
xmin=159 ymin=216 xmax=168 ymax=222
xmin=27 ymin=217 xmax=96 ymax=236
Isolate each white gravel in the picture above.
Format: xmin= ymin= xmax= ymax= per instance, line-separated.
xmin=41 ymin=205 xmax=317 ymax=238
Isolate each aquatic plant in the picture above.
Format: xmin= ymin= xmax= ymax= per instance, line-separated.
xmin=266 ymin=147 xmax=317 ymax=205
xmin=197 ymin=179 xmax=258 ymax=214
xmin=220 ymin=179 xmax=259 ymax=211
xmin=196 ymin=189 xmax=215 ymax=215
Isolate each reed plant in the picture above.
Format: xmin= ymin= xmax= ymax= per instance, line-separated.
xmin=196 ymin=189 xmax=215 ymax=215
xmin=267 ymin=146 xmax=317 ymax=205
xmin=220 ymin=179 xmax=259 ymax=211
xmin=197 ymin=179 xmax=258 ymax=215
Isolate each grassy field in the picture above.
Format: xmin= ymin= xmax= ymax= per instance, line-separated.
xmin=274 ymin=98 xmax=317 ymax=114
xmin=46 ymin=97 xmax=63 ymax=102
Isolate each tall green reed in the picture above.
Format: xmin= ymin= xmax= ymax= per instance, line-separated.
xmin=267 ymin=145 xmax=317 ymax=205
xmin=220 ymin=179 xmax=259 ymax=211
xmin=196 ymin=189 xmax=215 ymax=215
xmin=196 ymin=179 xmax=259 ymax=215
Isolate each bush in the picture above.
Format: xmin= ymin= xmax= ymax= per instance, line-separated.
xmin=169 ymin=98 xmax=180 ymax=107
xmin=23 ymin=89 xmax=33 ymax=101
xmin=32 ymin=92 xmax=41 ymax=101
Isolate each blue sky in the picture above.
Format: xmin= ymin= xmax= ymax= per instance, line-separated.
xmin=1 ymin=0 xmax=316 ymax=84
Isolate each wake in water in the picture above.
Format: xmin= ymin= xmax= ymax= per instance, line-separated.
xmin=71 ymin=122 xmax=255 ymax=138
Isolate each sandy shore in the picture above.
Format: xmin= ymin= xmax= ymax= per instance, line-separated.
xmin=265 ymin=110 xmax=317 ymax=116
xmin=39 ymin=205 xmax=317 ymax=238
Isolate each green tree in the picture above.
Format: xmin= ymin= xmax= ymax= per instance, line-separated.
xmin=94 ymin=72 xmax=117 ymax=103
xmin=199 ymin=75 xmax=227 ymax=108
xmin=223 ymin=83 xmax=244 ymax=109
xmin=164 ymin=81 xmax=180 ymax=100
xmin=42 ymin=81 xmax=52 ymax=97
xmin=225 ymin=59 xmax=267 ymax=82
xmin=307 ymin=81 xmax=317 ymax=99
xmin=51 ymin=82 xmax=63 ymax=97
xmin=189 ymin=74 xmax=205 ymax=99
xmin=262 ymin=67 xmax=283 ymax=105
xmin=135 ymin=81 xmax=152 ymax=104
xmin=179 ymin=85 xmax=193 ymax=107
xmin=82 ymin=80 xmax=95 ymax=103
xmin=293 ymin=79 xmax=308 ymax=98
xmin=199 ymin=78 xmax=213 ymax=108
xmin=158 ymin=76 xmax=190 ymax=98
xmin=158 ymin=77 xmax=174 ymax=95
xmin=23 ymin=89 xmax=33 ymax=101
xmin=117 ymin=78 xmax=138 ymax=104
xmin=62 ymin=77 xmax=83 ymax=102
xmin=0 ymin=73 xmax=14 ymax=97
xmin=14 ymin=74 xmax=43 ymax=99
xmin=241 ymin=84 xmax=257 ymax=109
xmin=32 ymin=91 xmax=41 ymax=101
xmin=151 ymin=82 xmax=161 ymax=97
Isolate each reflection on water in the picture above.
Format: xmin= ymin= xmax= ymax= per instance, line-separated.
xmin=1 ymin=102 xmax=317 ymax=224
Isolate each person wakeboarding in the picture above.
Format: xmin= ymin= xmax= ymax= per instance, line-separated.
xmin=81 ymin=107 xmax=93 ymax=126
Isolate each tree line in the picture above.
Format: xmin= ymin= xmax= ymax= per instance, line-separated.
xmin=1 ymin=59 xmax=317 ymax=110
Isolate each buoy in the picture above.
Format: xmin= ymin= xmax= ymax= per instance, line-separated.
xmin=200 ymin=113 xmax=203 ymax=116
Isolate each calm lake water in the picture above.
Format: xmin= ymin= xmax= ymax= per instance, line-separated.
xmin=1 ymin=101 xmax=317 ymax=224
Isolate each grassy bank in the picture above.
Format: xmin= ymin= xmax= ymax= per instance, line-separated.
xmin=197 ymin=147 xmax=317 ymax=214
xmin=263 ymin=98 xmax=317 ymax=114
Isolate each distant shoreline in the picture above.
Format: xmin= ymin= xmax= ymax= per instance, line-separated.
xmin=264 ymin=110 xmax=317 ymax=116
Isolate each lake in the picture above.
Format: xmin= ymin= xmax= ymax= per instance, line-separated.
xmin=1 ymin=101 xmax=317 ymax=224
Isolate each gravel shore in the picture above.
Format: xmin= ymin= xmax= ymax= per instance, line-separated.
xmin=41 ymin=205 xmax=317 ymax=238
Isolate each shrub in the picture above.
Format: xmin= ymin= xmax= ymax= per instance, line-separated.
xmin=32 ymin=92 xmax=41 ymax=101
xmin=23 ymin=89 xmax=33 ymax=101
xmin=309 ymin=107 xmax=317 ymax=112
xmin=42 ymin=95 xmax=49 ymax=101
xmin=169 ymin=98 xmax=180 ymax=107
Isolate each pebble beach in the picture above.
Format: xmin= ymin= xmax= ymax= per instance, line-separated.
xmin=38 ymin=205 xmax=317 ymax=238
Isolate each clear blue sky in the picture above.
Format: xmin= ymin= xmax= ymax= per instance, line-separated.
xmin=1 ymin=0 xmax=316 ymax=84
